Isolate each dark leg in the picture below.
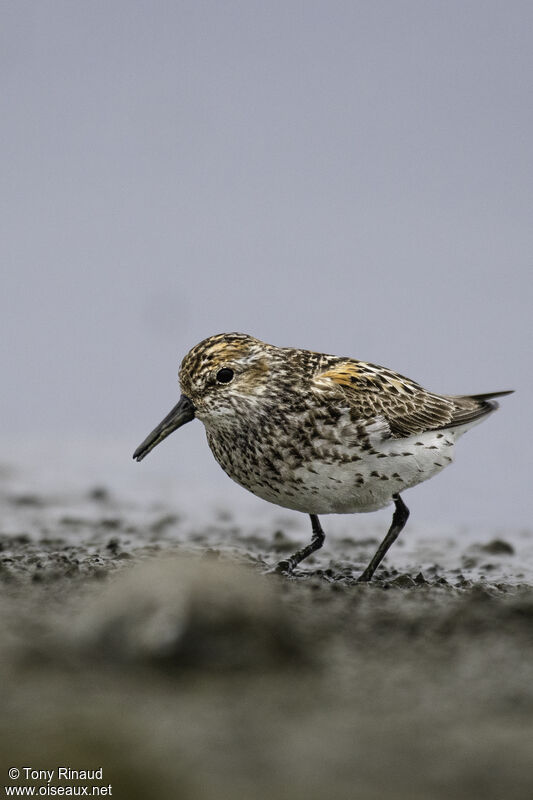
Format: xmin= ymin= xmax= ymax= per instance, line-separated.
xmin=358 ymin=494 xmax=410 ymax=582
xmin=274 ymin=514 xmax=325 ymax=574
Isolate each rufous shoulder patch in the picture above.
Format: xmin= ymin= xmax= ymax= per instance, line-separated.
xmin=316 ymin=361 xmax=362 ymax=387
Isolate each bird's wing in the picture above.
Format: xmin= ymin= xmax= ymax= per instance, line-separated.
xmin=313 ymin=359 xmax=504 ymax=438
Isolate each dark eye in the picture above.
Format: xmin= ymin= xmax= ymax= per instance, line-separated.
xmin=216 ymin=367 xmax=234 ymax=384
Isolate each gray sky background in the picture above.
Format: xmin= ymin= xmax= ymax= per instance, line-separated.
xmin=2 ymin=1 xmax=531 ymax=529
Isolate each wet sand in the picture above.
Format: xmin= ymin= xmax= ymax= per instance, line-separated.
xmin=1 ymin=471 xmax=533 ymax=799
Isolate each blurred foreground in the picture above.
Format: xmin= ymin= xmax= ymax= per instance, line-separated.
xmin=1 ymin=464 xmax=532 ymax=799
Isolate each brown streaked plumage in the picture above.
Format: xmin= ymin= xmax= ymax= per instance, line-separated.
xmin=133 ymin=332 xmax=513 ymax=580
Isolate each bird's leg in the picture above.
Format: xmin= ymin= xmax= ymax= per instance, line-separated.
xmin=358 ymin=494 xmax=410 ymax=582
xmin=274 ymin=514 xmax=325 ymax=574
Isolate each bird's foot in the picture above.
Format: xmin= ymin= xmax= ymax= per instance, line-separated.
xmin=265 ymin=558 xmax=296 ymax=576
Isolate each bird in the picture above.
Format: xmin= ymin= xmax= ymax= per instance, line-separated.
xmin=133 ymin=333 xmax=512 ymax=581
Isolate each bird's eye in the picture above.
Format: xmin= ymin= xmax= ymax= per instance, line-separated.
xmin=216 ymin=368 xmax=234 ymax=384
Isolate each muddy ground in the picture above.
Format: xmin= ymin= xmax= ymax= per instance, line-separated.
xmin=1 ymin=470 xmax=532 ymax=799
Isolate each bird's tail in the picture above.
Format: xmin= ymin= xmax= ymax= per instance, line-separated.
xmin=444 ymin=389 xmax=514 ymax=430
xmin=465 ymin=390 xmax=514 ymax=403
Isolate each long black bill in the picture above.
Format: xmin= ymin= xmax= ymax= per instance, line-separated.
xmin=133 ymin=395 xmax=196 ymax=462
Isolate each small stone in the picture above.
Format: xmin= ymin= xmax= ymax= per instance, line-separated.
xmin=479 ymin=539 xmax=515 ymax=555
xmin=88 ymin=486 xmax=110 ymax=503
xmin=106 ymin=537 xmax=121 ymax=555
xmin=390 ymin=574 xmax=415 ymax=589
xmin=150 ymin=514 xmax=180 ymax=533
xmin=100 ymin=518 xmax=121 ymax=530
xmin=9 ymin=494 xmax=44 ymax=507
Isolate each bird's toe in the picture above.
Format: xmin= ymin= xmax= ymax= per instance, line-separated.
xmin=270 ymin=558 xmax=294 ymax=576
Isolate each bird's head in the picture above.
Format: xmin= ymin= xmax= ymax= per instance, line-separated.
xmin=133 ymin=333 xmax=275 ymax=461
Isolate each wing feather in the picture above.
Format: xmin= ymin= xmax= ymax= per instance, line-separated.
xmin=314 ymin=360 xmax=511 ymax=438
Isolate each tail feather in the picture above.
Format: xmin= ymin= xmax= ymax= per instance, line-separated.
xmin=465 ymin=390 xmax=514 ymax=402
xmin=442 ymin=389 xmax=514 ymax=430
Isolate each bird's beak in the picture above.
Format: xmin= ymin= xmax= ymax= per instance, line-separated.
xmin=133 ymin=394 xmax=196 ymax=462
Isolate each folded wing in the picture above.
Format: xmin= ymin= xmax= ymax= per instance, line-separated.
xmin=314 ymin=359 xmax=512 ymax=439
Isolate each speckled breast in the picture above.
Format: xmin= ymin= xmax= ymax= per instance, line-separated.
xmin=204 ymin=412 xmax=457 ymax=516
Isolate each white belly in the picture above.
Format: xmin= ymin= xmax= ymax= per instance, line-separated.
xmin=246 ymin=428 xmax=457 ymax=515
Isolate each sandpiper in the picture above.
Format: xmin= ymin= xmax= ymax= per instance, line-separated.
xmin=133 ymin=333 xmax=512 ymax=580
